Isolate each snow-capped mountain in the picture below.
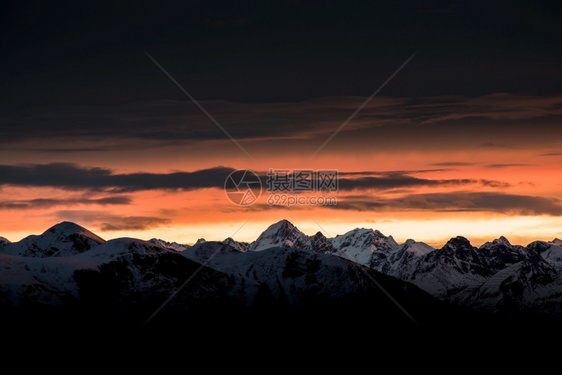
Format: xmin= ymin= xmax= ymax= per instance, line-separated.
xmin=332 ymin=227 xmax=400 ymax=266
xmin=3 ymin=219 xmax=562 ymax=337
xmin=222 ymin=237 xmax=249 ymax=252
xmin=148 ymin=238 xmax=190 ymax=252
xmin=229 ymin=220 xmax=562 ymax=317
xmin=247 ymin=219 xmax=313 ymax=251
xmin=537 ymin=240 xmax=562 ymax=269
xmin=401 ymin=235 xmax=562 ymax=314
xmin=0 ymin=235 xmax=181 ymax=304
xmin=247 ymin=219 xmax=335 ymax=253
xmin=330 ymin=227 xmax=436 ymax=286
xmin=181 ymin=238 xmax=246 ymax=266
xmin=0 ymin=220 xmax=453 ymax=338
xmin=0 ymin=221 xmax=105 ymax=257
xmin=459 ymin=251 xmax=559 ymax=314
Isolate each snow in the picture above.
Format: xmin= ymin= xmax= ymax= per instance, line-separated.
xmin=0 ymin=254 xmax=36 ymax=284
xmin=331 ymin=228 xmax=398 ymax=266
xmin=403 ymin=239 xmax=434 ymax=256
xmin=248 ymin=219 xmax=311 ymax=252
xmin=222 ymin=237 xmax=249 ymax=252
xmin=541 ymin=244 xmax=562 ymax=268
xmin=0 ymin=235 xmax=181 ymax=306
xmin=182 ymin=245 xmax=389 ymax=307
xmin=4 ymin=219 xmax=562 ymax=318
xmin=148 ymin=238 xmax=189 ymax=251
xmin=0 ymin=221 xmax=105 ymax=257
xmin=481 ymin=236 xmax=514 ymax=249
xmin=181 ymin=240 xmax=245 ymax=266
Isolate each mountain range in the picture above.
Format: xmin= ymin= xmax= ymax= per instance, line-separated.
xmin=2 ymin=219 xmax=562 ymax=341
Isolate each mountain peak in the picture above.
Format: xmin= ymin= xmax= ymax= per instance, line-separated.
xmin=402 ymin=239 xmax=435 ymax=255
xmin=443 ymin=236 xmax=474 ymax=251
xmin=222 ymin=237 xmax=249 ymax=252
xmin=43 ymin=221 xmax=106 ymax=244
xmin=270 ymin=219 xmax=296 ymax=230
xmin=47 ymin=221 xmax=89 ymax=234
xmin=261 ymin=219 xmax=299 ymax=235
xmin=333 ymin=227 xmax=397 ymax=248
xmin=148 ymin=238 xmax=189 ymax=251
xmin=0 ymin=221 xmax=106 ymax=257
xmin=0 ymin=236 xmax=10 ymax=246
xmin=495 ymin=236 xmax=512 ymax=246
xmin=248 ymin=219 xmax=309 ymax=252
xmin=481 ymin=235 xmax=513 ymax=248
xmin=331 ymin=226 xmax=399 ymax=266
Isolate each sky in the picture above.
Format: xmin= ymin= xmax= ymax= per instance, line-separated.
xmin=1 ymin=0 xmax=562 ymax=247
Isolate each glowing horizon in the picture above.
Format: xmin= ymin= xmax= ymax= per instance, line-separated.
xmin=2 ymin=2 xmax=562 ymax=250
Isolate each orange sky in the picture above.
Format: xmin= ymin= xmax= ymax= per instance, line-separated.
xmin=2 ymin=2 xmax=562 ymax=251
xmin=1 ymin=120 xmax=561 ymax=248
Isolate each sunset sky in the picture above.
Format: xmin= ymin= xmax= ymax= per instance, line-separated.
xmin=1 ymin=1 xmax=561 ymax=247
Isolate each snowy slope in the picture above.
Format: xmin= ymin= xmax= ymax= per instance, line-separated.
xmin=0 ymin=221 xmax=454 ymax=331
xmin=331 ymin=228 xmax=399 ymax=266
xmin=242 ymin=220 xmax=562 ymax=314
xmin=222 ymin=237 xmax=249 ymax=252
xmin=148 ymin=238 xmax=190 ymax=251
xmin=248 ymin=219 xmax=312 ymax=251
xmin=181 ymin=239 xmax=246 ymax=266
xmin=0 ymin=221 xmax=105 ymax=257
xmin=329 ymin=228 xmax=434 ymax=285
xmin=0 ymin=236 xmax=178 ymax=305
xmin=247 ymin=220 xmax=338 ymax=254
xmin=457 ymin=252 xmax=561 ymax=314
xmin=180 ymin=244 xmax=443 ymax=326
xmin=537 ymin=240 xmax=562 ymax=269
xmin=4 ymin=219 xmax=562 ymax=331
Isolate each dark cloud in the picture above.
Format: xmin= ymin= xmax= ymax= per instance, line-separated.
xmin=262 ymin=170 xmax=507 ymax=192
xmin=99 ymin=217 xmax=170 ymax=231
xmin=486 ymin=164 xmax=529 ymax=169
xmin=331 ymin=192 xmax=562 ymax=216
xmin=2 ymin=1 xmax=561 ymax=108
xmin=1 ymin=94 xmax=562 ymax=154
xmin=430 ymin=162 xmax=474 ymax=167
xmin=337 ymin=169 xmax=450 ymax=176
xmin=480 ymin=180 xmax=509 ymax=188
xmin=336 ymin=174 xmax=484 ymax=191
xmin=54 ymin=210 xmax=170 ymax=231
xmin=0 ymin=163 xmax=235 ymax=192
xmin=1 ymin=2 xmax=561 ymax=169
xmin=0 ymin=97 xmax=408 ymax=148
xmin=0 ymin=163 xmax=509 ymax=193
xmin=0 ymin=163 xmax=111 ymax=188
xmin=0 ymin=196 xmax=131 ymax=210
